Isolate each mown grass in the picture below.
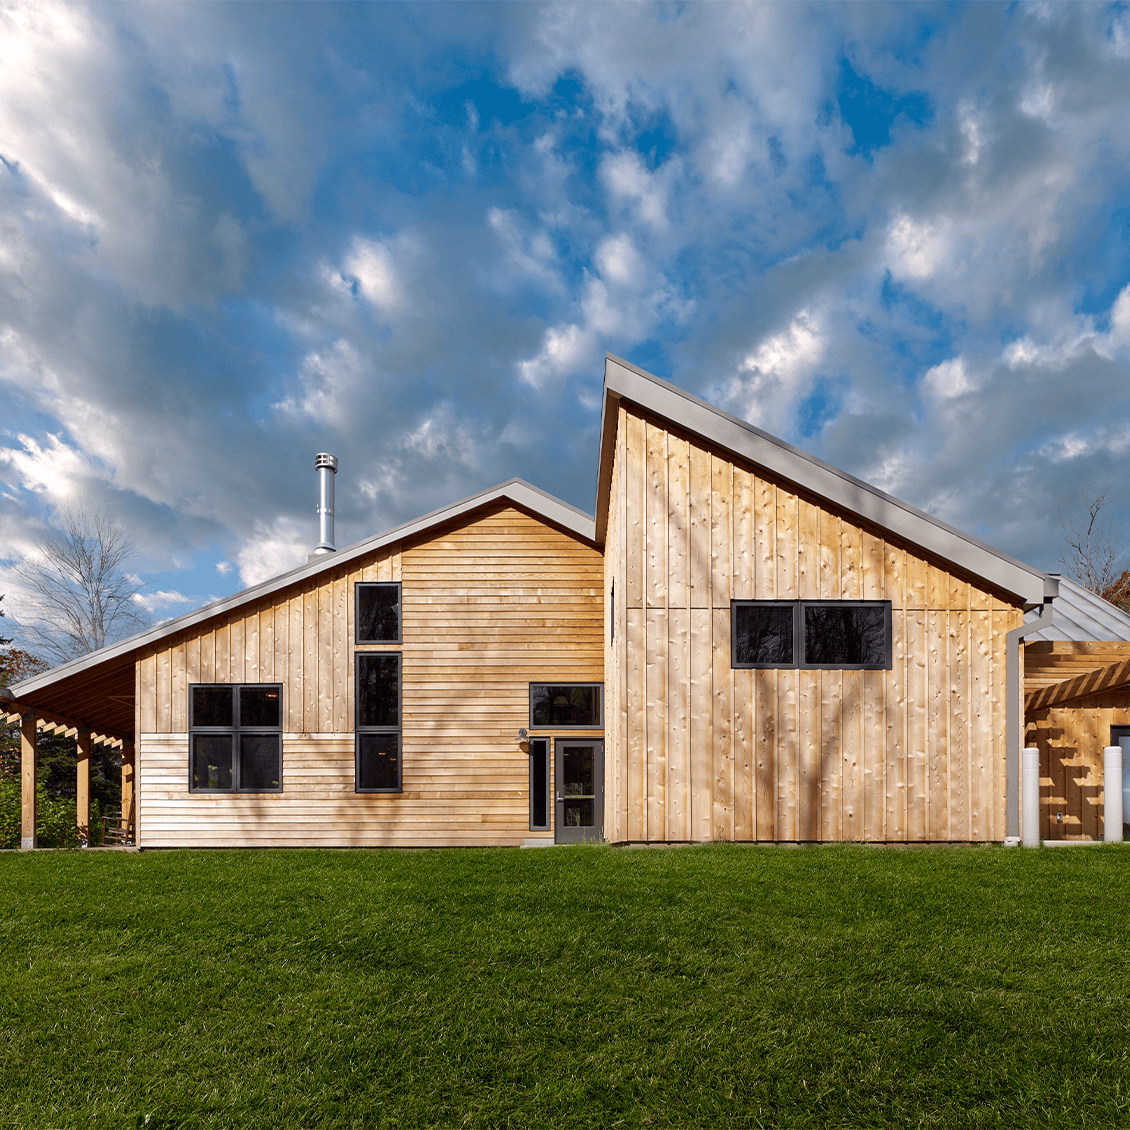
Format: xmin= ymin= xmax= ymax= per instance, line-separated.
xmin=2 ymin=843 xmax=1130 ymax=1128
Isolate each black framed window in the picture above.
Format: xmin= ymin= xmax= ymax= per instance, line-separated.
xmin=529 ymin=737 xmax=550 ymax=830
xmin=189 ymin=684 xmax=282 ymax=792
xmin=356 ymin=652 xmax=401 ymax=792
xmin=732 ymin=601 xmax=892 ymax=670
xmin=530 ymin=684 xmax=603 ymax=728
xmin=356 ymin=582 xmax=401 ymax=643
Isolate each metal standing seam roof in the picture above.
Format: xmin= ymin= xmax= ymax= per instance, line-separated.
xmin=10 ymin=353 xmax=1063 ymax=707
xmin=596 ymin=354 xmax=1054 ymax=608
xmin=1023 ymin=574 xmax=1130 ymax=642
xmin=6 ymin=478 xmax=596 ymax=702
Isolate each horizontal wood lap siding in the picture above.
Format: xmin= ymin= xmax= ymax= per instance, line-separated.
xmin=610 ymin=401 xmax=1024 ymax=842
xmin=136 ymin=506 xmax=604 ymax=847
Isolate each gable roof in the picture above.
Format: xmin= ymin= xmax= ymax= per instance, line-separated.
xmin=5 ymin=478 xmax=595 ymax=723
xmin=595 ymin=354 xmax=1054 ymax=608
xmin=1023 ymin=575 xmax=1130 ymax=642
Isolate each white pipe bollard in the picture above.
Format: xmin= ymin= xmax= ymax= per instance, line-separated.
xmin=1022 ymin=747 xmax=1041 ymax=847
xmin=1104 ymin=746 xmax=1123 ymax=843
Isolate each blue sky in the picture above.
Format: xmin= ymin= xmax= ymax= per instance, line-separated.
xmin=3 ymin=1 xmax=1130 ymax=634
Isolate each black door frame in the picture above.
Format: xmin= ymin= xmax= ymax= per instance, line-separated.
xmin=554 ymin=738 xmax=604 ymax=844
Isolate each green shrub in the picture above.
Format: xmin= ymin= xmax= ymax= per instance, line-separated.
xmin=0 ymin=778 xmax=80 ymax=849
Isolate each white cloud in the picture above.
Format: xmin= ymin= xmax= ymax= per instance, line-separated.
xmin=235 ymin=515 xmax=309 ymax=587
xmin=0 ymin=432 xmax=98 ymax=498
xmin=885 ymin=214 xmax=953 ymax=281
xmin=1039 ymin=426 xmax=1130 ymax=464
xmin=1108 ymin=285 xmax=1130 ymax=353
xmin=488 ymin=207 xmax=561 ymax=293
xmin=343 ymin=237 xmax=402 ymax=313
xmin=216 ymin=561 xmax=232 ymax=576
xmin=274 ymin=339 xmax=366 ymax=427
xmin=133 ymin=589 xmax=191 ymax=615
xmin=600 ymin=150 xmax=671 ymax=229
xmin=518 ymin=323 xmax=594 ymax=390
xmin=595 ymin=233 xmax=643 ymax=287
xmin=922 ymin=356 xmax=981 ymax=401
xmin=712 ymin=309 xmax=825 ymax=433
xmin=404 ymin=403 xmax=483 ymax=468
xmin=0 ymin=0 xmax=249 ymax=308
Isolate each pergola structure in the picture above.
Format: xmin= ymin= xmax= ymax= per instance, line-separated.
xmin=1 ymin=648 xmax=135 ymax=849
xmin=1021 ymin=576 xmax=1130 ymax=840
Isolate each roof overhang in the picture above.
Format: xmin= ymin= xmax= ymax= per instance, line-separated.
xmin=9 ymin=478 xmax=595 ymax=708
xmin=596 ymin=354 xmax=1052 ymax=608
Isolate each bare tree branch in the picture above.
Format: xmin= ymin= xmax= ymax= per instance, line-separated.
xmin=12 ymin=508 xmax=152 ymax=663
xmin=1060 ymin=478 xmax=1130 ymax=606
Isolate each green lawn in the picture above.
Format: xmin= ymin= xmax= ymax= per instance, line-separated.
xmin=2 ymin=844 xmax=1129 ymax=1129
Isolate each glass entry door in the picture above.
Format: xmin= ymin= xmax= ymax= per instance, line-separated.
xmin=555 ymin=740 xmax=604 ymax=843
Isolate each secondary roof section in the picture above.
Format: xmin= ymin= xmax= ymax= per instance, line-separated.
xmin=595 ymin=353 xmax=1053 ymax=608
xmin=4 ymin=478 xmax=596 ymax=736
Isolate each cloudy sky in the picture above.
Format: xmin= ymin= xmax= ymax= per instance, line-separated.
xmin=3 ymin=1 xmax=1130 ymax=637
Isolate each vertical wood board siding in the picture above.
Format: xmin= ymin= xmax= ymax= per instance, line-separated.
xmin=610 ymin=402 xmax=1024 ymax=842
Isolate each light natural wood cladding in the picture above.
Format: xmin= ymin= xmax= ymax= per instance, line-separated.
xmin=605 ymin=400 xmax=1025 ymax=842
xmin=1025 ymin=640 xmax=1130 ymax=841
xmin=136 ymin=505 xmax=603 ymax=847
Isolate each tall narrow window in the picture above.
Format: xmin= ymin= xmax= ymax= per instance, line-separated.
xmin=356 ymin=653 xmax=401 ymax=792
xmin=189 ymin=684 xmax=282 ymax=792
xmin=529 ymin=737 xmax=550 ymax=830
xmin=356 ymin=582 xmax=401 ymax=643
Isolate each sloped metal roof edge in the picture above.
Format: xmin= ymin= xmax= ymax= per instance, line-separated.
xmin=597 ymin=354 xmax=1050 ymax=606
xmin=1023 ymin=575 xmax=1130 ymax=642
xmin=9 ymin=478 xmax=596 ymax=698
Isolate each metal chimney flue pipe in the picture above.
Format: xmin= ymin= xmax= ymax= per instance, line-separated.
xmin=313 ymin=453 xmax=338 ymax=556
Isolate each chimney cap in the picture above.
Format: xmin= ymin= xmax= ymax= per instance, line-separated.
xmin=315 ymin=452 xmax=338 ymax=472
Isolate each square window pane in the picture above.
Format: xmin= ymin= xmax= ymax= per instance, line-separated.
xmin=357 ymin=584 xmax=400 ymax=642
xmin=192 ymin=734 xmax=233 ymax=789
xmin=239 ymin=733 xmax=281 ymax=790
xmin=358 ymin=732 xmax=400 ymax=790
xmin=192 ymin=686 xmax=234 ymax=728
xmin=733 ymin=604 xmax=794 ymax=666
xmin=564 ymin=799 xmax=595 ymax=827
xmin=240 ymin=686 xmax=281 ymax=728
xmin=804 ymin=604 xmax=888 ymax=666
xmin=530 ymin=685 xmax=601 ymax=727
xmin=358 ymin=654 xmax=399 ymax=727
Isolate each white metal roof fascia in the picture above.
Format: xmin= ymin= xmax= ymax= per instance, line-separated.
xmin=597 ymin=354 xmax=1052 ymax=607
xmin=1023 ymin=575 xmax=1130 ymax=642
xmin=9 ymin=478 xmax=596 ymax=699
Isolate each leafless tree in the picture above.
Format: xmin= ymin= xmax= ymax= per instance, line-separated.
xmin=13 ymin=508 xmax=151 ymax=663
xmin=1060 ymin=479 xmax=1130 ymax=607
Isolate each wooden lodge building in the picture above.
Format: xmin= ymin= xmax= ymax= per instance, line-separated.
xmin=6 ymin=356 xmax=1130 ymax=848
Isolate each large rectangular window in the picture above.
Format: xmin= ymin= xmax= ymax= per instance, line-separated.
xmin=356 ymin=653 xmax=401 ymax=792
xmin=189 ymin=684 xmax=282 ymax=792
xmin=356 ymin=582 xmax=401 ymax=643
xmin=530 ymin=684 xmax=603 ymax=728
xmin=732 ymin=601 xmax=891 ymax=670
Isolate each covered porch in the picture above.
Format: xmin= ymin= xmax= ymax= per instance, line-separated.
xmin=1023 ymin=576 xmax=1130 ymax=841
xmin=2 ymin=647 xmax=136 ymax=848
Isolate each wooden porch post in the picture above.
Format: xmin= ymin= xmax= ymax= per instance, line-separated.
xmin=121 ymin=739 xmax=135 ymax=830
xmin=20 ymin=712 xmax=37 ymax=850
xmin=76 ymin=729 xmax=91 ymax=846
